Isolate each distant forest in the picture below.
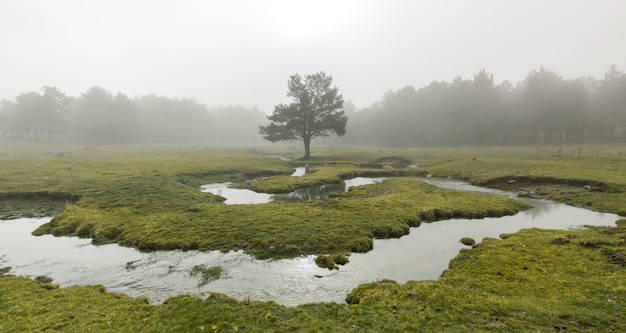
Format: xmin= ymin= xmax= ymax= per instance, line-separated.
xmin=343 ymin=65 xmax=626 ymax=146
xmin=0 ymin=86 xmax=266 ymax=144
xmin=1 ymin=66 xmax=625 ymax=146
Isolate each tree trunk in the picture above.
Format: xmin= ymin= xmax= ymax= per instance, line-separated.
xmin=303 ymin=136 xmax=311 ymax=160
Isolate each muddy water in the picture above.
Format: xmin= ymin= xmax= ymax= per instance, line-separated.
xmin=0 ymin=178 xmax=622 ymax=306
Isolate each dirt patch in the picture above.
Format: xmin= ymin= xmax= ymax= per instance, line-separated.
xmin=481 ymin=176 xmax=617 ymax=193
xmin=603 ymin=249 xmax=626 ymax=266
xmin=550 ymin=238 xmax=571 ymax=245
xmin=578 ymin=240 xmax=612 ymax=248
xmin=0 ymin=193 xmax=80 ymax=220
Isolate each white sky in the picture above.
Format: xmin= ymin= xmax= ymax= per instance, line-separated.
xmin=1 ymin=0 xmax=625 ymax=112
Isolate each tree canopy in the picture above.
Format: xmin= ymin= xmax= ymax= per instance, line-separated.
xmin=342 ymin=65 xmax=625 ymax=146
xmin=259 ymin=72 xmax=347 ymax=159
xmin=2 ymin=66 xmax=624 ymax=146
xmin=14 ymin=86 xmax=72 ymax=141
xmin=75 ymin=86 xmax=139 ymax=144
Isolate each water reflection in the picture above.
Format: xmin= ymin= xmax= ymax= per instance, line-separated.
xmin=200 ymin=183 xmax=272 ymax=205
xmin=290 ymin=166 xmax=310 ymax=177
xmin=271 ymin=184 xmax=343 ymax=202
xmin=201 ymin=176 xmax=386 ymax=204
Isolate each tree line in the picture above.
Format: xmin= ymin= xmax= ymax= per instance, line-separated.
xmin=343 ymin=65 xmax=626 ymax=146
xmin=0 ymin=86 xmax=267 ymax=144
xmin=1 ymin=65 xmax=624 ymax=146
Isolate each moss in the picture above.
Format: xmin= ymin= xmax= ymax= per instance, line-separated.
xmin=315 ymin=254 xmax=350 ymax=270
xmin=2 ymin=223 xmax=626 ymax=331
xmin=332 ymin=254 xmax=350 ymax=265
xmin=415 ymin=146 xmax=626 ymax=216
xmin=347 ymin=237 xmax=374 ymax=253
xmin=34 ymin=276 xmax=53 ymax=284
xmin=190 ymin=265 xmax=224 ymax=286
xmin=314 ymin=255 xmax=337 ymax=270
xmin=460 ymin=237 xmax=476 ymax=246
xmin=29 ymin=176 xmax=527 ymax=259
xmin=2 ymin=144 xmax=626 ymax=331
xmin=602 ymin=248 xmax=626 ymax=266
xmin=0 ymin=267 xmax=11 ymax=277
xmin=549 ymin=237 xmax=571 ymax=245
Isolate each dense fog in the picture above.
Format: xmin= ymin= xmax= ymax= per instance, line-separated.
xmin=2 ymin=1 xmax=625 ymax=147
xmin=0 ymin=87 xmax=267 ymax=144
xmin=1 ymin=66 xmax=624 ymax=146
xmin=343 ymin=66 xmax=626 ymax=146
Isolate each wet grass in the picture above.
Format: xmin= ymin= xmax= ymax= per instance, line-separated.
xmin=1 ymin=143 xmax=527 ymax=259
xmin=404 ymin=145 xmax=626 ymax=215
xmin=30 ymin=177 xmax=527 ymax=259
xmin=314 ymin=145 xmax=626 ymax=215
xmin=2 ymin=142 xmax=626 ymax=331
xmin=264 ymin=145 xmax=626 ymax=216
xmin=0 ymin=195 xmax=76 ymax=220
xmin=249 ymin=163 xmax=422 ymax=193
xmin=190 ymin=265 xmax=225 ymax=286
xmin=460 ymin=236 xmax=476 ymax=246
xmin=315 ymin=254 xmax=350 ymax=270
xmin=2 ymin=221 xmax=625 ymax=332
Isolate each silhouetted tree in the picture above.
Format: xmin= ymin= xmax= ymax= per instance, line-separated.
xmin=135 ymin=95 xmax=213 ymax=143
xmin=592 ymin=65 xmax=626 ymax=140
xmin=212 ymin=105 xmax=267 ymax=143
xmin=0 ymin=100 xmax=18 ymax=136
xmin=445 ymin=77 xmax=474 ymax=145
xmin=74 ymin=87 xmax=139 ymax=143
xmin=559 ymin=79 xmax=588 ymax=142
xmin=380 ymin=86 xmax=420 ymax=146
xmin=521 ymin=67 xmax=564 ymax=143
xmin=470 ymin=70 xmax=505 ymax=144
xmin=14 ymin=86 xmax=71 ymax=140
xmin=260 ymin=72 xmax=347 ymax=159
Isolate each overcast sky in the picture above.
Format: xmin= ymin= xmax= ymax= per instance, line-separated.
xmin=2 ymin=0 xmax=625 ymax=112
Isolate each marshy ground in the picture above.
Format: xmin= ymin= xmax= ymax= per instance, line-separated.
xmin=1 ymin=142 xmax=625 ymax=331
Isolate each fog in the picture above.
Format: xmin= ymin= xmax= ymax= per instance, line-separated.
xmin=1 ymin=1 xmax=625 ymax=145
xmin=2 ymin=0 xmax=625 ymax=111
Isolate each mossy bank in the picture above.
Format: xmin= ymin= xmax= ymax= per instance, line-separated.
xmin=2 ymin=143 xmax=626 ymax=331
xmin=2 ymin=221 xmax=625 ymax=332
xmin=1 ymin=143 xmax=528 ymax=258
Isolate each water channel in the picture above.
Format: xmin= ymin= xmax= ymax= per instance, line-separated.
xmin=0 ymin=169 xmax=622 ymax=306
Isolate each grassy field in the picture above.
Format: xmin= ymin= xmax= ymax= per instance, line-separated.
xmin=1 ymin=141 xmax=625 ymax=331
xmin=0 ymin=142 xmax=528 ymax=259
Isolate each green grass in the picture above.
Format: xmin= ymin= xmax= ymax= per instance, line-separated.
xmin=1 ymin=142 xmax=528 ymax=259
xmin=249 ymin=163 xmax=422 ymax=193
xmin=30 ymin=177 xmax=527 ymax=259
xmin=2 ymin=222 xmax=624 ymax=332
xmin=2 ymin=142 xmax=626 ymax=331
xmin=407 ymin=145 xmax=626 ymax=215
xmin=315 ymin=254 xmax=350 ymax=270
xmin=190 ymin=265 xmax=224 ymax=286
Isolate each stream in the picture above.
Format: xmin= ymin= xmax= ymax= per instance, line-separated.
xmin=0 ymin=172 xmax=622 ymax=306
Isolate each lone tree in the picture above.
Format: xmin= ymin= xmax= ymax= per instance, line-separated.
xmin=259 ymin=72 xmax=347 ymax=160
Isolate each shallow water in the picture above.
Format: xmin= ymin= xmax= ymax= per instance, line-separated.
xmin=290 ymin=165 xmax=309 ymax=177
xmin=200 ymin=170 xmax=386 ymax=204
xmin=0 ymin=178 xmax=622 ymax=306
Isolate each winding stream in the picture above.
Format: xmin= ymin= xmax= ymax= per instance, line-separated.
xmin=0 ymin=175 xmax=622 ymax=306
